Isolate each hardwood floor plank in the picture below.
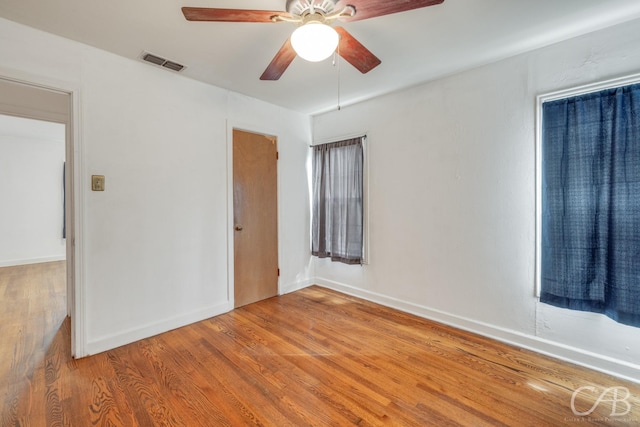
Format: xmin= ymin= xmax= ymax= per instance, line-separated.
xmin=1 ymin=263 xmax=638 ymax=426
xmin=235 ymin=302 xmax=408 ymax=423
xmin=304 ymin=289 xmax=623 ymax=424
xmin=245 ymin=292 xmax=514 ymax=426
xmin=251 ymin=293 xmax=513 ymax=421
xmin=153 ymin=335 xmax=243 ymax=426
xmin=211 ymin=313 xmax=382 ymax=426
xmin=196 ymin=322 xmax=332 ymax=426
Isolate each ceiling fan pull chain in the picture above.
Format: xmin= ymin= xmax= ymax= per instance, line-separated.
xmin=336 ymin=45 xmax=341 ymax=110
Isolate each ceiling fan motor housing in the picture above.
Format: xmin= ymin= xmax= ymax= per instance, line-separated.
xmin=286 ymin=0 xmax=338 ymax=17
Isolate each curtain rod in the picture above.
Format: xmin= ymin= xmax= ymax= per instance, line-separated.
xmin=310 ymin=133 xmax=367 ymax=147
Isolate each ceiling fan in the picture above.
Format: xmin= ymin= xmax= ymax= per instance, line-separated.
xmin=182 ymin=0 xmax=444 ymax=80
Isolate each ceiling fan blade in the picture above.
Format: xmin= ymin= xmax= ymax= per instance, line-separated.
xmin=260 ymin=38 xmax=297 ymax=80
xmin=336 ymin=0 xmax=444 ymax=22
xmin=335 ymin=27 xmax=381 ymax=74
xmin=182 ymin=7 xmax=292 ymax=23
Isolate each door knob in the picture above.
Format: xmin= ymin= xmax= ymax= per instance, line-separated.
xmin=235 ymin=225 xmax=243 ymax=231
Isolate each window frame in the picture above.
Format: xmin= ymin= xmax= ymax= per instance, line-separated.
xmin=310 ymin=133 xmax=369 ymax=265
xmin=535 ymin=72 xmax=640 ymax=297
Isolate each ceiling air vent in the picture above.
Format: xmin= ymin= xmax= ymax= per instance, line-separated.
xmin=140 ymin=52 xmax=186 ymax=72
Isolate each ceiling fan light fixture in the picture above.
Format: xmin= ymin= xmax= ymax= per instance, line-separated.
xmin=291 ymin=21 xmax=339 ymax=62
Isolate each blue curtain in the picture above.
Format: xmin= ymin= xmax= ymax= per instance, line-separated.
xmin=540 ymin=83 xmax=640 ymax=327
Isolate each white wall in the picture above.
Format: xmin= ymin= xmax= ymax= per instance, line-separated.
xmin=312 ymin=18 xmax=640 ymax=382
xmin=0 ymin=114 xmax=66 ymax=266
xmin=0 ymin=17 xmax=312 ymax=355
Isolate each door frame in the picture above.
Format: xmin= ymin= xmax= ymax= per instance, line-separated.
xmin=0 ymin=70 xmax=86 ymax=357
xmin=226 ymin=121 xmax=282 ymax=308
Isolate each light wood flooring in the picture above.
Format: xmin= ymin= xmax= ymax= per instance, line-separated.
xmin=1 ymin=261 xmax=638 ymax=426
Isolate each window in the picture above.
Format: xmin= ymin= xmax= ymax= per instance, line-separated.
xmin=537 ymin=78 xmax=640 ymax=327
xmin=311 ymin=136 xmax=365 ymax=265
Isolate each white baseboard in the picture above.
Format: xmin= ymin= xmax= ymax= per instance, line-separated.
xmin=85 ymin=301 xmax=233 ymax=356
xmin=281 ymin=278 xmax=314 ymax=295
xmin=0 ymin=255 xmax=66 ymax=267
xmin=314 ymin=277 xmax=640 ymax=384
xmin=86 ymin=278 xmax=314 ymax=356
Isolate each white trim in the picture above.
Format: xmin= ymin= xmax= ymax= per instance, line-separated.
xmin=0 ymin=70 xmax=86 ymax=358
xmin=534 ymin=91 xmax=543 ymax=298
xmin=225 ymin=120 xmax=235 ymax=307
xmin=311 ymin=131 xmax=367 ymax=146
xmin=281 ymin=278 xmax=314 ymax=295
xmin=85 ymin=302 xmax=232 ymax=356
xmin=0 ymin=256 xmax=66 ymax=268
xmin=314 ymin=277 xmax=640 ymax=384
xmin=0 ymin=77 xmax=69 ymax=124
xmin=362 ymin=135 xmax=370 ymax=265
xmin=534 ymin=72 xmax=640 ymax=297
xmin=70 ymin=84 xmax=85 ymax=358
xmin=538 ymin=72 xmax=640 ymax=104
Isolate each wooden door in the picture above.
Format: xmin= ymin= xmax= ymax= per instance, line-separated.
xmin=233 ymin=129 xmax=278 ymax=308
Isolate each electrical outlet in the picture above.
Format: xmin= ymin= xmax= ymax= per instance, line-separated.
xmin=91 ymin=175 xmax=105 ymax=191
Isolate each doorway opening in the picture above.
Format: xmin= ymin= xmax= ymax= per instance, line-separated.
xmin=0 ymin=76 xmax=77 ymax=356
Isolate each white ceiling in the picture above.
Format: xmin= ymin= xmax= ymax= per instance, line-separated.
xmin=2 ymin=0 xmax=640 ymax=115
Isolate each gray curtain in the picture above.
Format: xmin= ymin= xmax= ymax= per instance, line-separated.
xmin=311 ymin=137 xmax=364 ymax=265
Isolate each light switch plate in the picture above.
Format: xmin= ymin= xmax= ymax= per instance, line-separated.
xmin=92 ymin=175 xmax=105 ymax=191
